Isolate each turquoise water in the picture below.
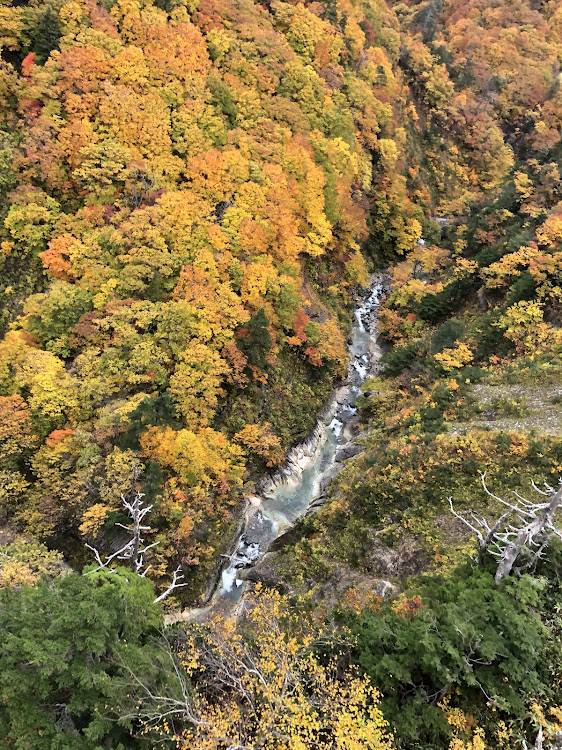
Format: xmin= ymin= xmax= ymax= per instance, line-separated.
xmin=214 ymin=280 xmax=383 ymax=605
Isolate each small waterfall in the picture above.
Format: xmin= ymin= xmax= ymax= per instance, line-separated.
xmin=210 ymin=274 xmax=387 ymax=605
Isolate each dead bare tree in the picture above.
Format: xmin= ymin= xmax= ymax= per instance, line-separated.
xmin=86 ymin=492 xmax=157 ymax=575
xmin=86 ymin=491 xmax=188 ymax=603
xmin=449 ymin=473 xmax=562 ymax=584
xmin=522 ymin=726 xmax=562 ymax=750
xmin=522 ymin=728 xmax=544 ymax=750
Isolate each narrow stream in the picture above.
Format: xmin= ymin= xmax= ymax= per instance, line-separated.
xmin=211 ymin=275 xmax=386 ymax=607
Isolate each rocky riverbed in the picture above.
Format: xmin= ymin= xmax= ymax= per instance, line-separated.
xmin=210 ymin=274 xmax=388 ymax=606
xmin=164 ymin=275 xmax=389 ymax=624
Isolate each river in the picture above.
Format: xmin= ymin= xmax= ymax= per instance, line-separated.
xmin=167 ymin=275 xmax=386 ymax=623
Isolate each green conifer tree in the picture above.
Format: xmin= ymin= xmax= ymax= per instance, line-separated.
xmin=0 ymin=569 xmax=172 ymax=749
xmin=242 ymin=307 xmax=272 ymax=371
xmin=32 ymin=5 xmax=61 ymax=64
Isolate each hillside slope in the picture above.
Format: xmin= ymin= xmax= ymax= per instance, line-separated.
xmin=0 ymin=0 xmax=425 ymax=597
xmin=1 ymin=0 xmax=562 ymax=748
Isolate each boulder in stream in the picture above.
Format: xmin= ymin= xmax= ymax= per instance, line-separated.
xmin=238 ymin=566 xmax=289 ymax=593
xmin=335 ymin=443 xmax=363 ymax=462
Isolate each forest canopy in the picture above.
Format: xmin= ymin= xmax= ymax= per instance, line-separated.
xmin=0 ymin=0 xmax=425 ymax=595
xmin=1 ymin=0 xmax=562 ymax=747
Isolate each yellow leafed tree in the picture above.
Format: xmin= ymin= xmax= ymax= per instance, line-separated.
xmin=133 ymin=586 xmax=393 ymax=750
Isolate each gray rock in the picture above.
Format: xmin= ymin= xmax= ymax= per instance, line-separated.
xmin=317 ymin=465 xmax=342 ymax=496
xmin=335 ymin=386 xmax=350 ymax=405
xmin=477 ymin=286 xmax=488 ymax=312
xmin=367 ymin=536 xmax=429 ymax=578
xmin=374 ymin=579 xmax=396 ymax=598
xmin=240 ymin=511 xmax=274 ymax=550
xmin=238 ymin=566 xmax=289 ymax=593
xmin=342 ymin=416 xmax=362 ymax=440
xmin=335 ymin=443 xmax=363 ymax=462
xmin=307 ymin=494 xmax=327 ymax=511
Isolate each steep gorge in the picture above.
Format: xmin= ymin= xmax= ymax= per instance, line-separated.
xmin=1 ymin=0 xmax=562 ymax=747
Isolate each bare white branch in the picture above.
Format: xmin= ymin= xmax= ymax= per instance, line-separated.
xmin=86 ymin=491 xmax=186 ymax=604
xmin=449 ymin=475 xmax=562 ymax=584
xmin=86 ymin=492 xmax=158 ymax=576
xmin=448 ymin=497 xmax=487 ymax=547
xmin=153 ymin=567 xmax=189 ymax=604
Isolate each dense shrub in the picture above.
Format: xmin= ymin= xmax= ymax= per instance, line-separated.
xmin=509 ymin=270 xmax=537 ymax=303
xmin=431 ymin=318 xmax=466 ymax=353
xmin=339 ymin=566 xmax=551 ymax=749
xmin=382 ymin=339 xmax=424 ymax=376
xmin=418 ymin=277 xmax=475 ymax=323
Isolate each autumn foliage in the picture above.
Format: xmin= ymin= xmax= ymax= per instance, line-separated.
xmin=0 ymin=0 xmax=428 ymax=597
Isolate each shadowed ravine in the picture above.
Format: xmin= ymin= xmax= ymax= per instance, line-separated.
xmin=166 ymin=275 xmax=387 ymax=623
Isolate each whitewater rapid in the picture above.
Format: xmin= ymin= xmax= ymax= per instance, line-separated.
xmin=212 ymin=275 xmax=386 ymax=605
xmin=164 ymin=275 xmax=387 ymax=624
